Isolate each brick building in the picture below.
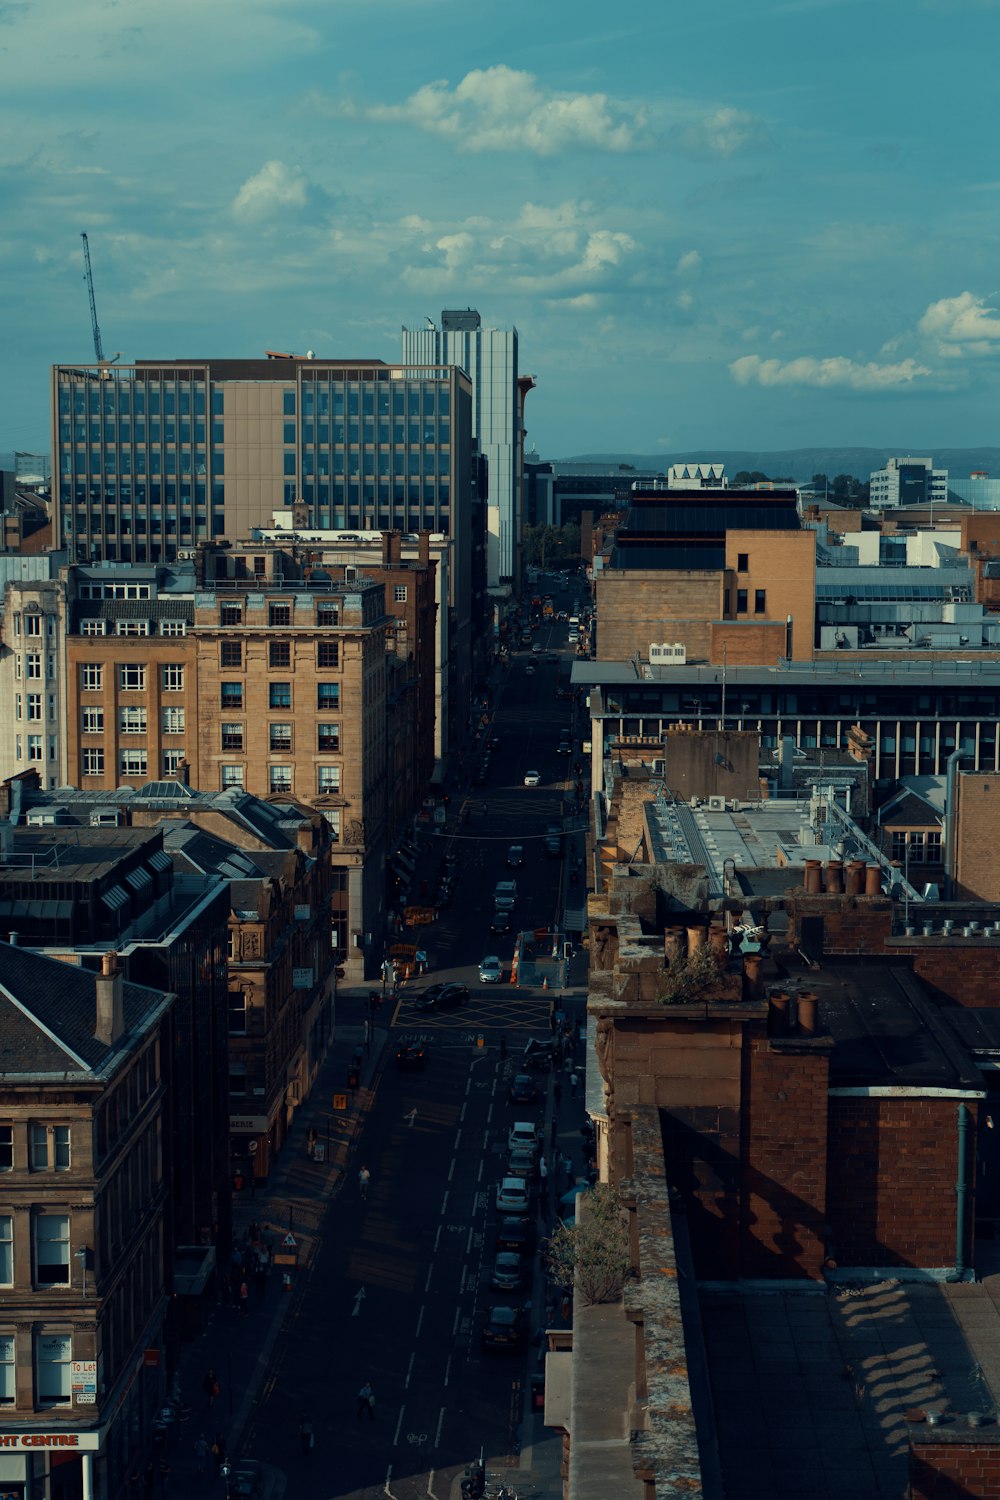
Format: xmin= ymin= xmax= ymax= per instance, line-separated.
xmin=0 ymin=944 xmax=172 ymax=1500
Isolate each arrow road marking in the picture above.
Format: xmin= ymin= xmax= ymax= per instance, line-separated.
xmin=352 ymin=1285 xmax=366 ymax=1317
xmin=406 ymin=1107 xmax=418 ymax=1127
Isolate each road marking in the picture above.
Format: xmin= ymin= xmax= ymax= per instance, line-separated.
xmin=482 ymin=1130 xmax=490 ymax=1152
xmin=477 ymin=1159 xmax=484 ymax=1182
xmin=383 ymin=1465 xmax=398 ymax=1499
xmin=392 ymin=1407 xmax=405 ymax=1447
xmin=440 ymin=1190 xmax=449 ymax=1215
xmin=466 ymin=1227 xmax=474 ymax=1255
xmin=434 ymin=1406 xmax=445 ymax=1450
xmin=447 ymin=1158 xmax=455 ymax=1182
xmin=415 ymin=1304 xmax=425 ymax=1337
xmin=453 ymin=1127 xmax=462 ymax=1148
xmin=443 ymin=1352 xmax=452 ymax=1387
xmin=427 ymin=1470 xmax=440 ymax=1498
xmin=405 ymin=1107 xmax=418 ymax=1127
xmin=404 ymin=1352 xmax=415 ymax=1389
xmin=452 ymin=1306 xmax=461 ymax=1336
xmin=425 ymin=1263 xmax=434 ymax=1292
xmin=460 ymin=1102 xmax=467 ymax=1122
xmin=433 ymin=1225 xmax=441 ymax=1252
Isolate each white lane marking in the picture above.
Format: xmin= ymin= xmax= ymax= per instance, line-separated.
xmin=352 ymin=1285 xmax=366 ymax=1317
xmin=425 ymin=1263 xmax=434 ymax=1292
xmin=460 ymin=1102 xmax=467 ymax=1122
xmin=433 ymin=1225 xmax=442 ymax=1252
xmin=447 ymin=1158 xmax=455 ymax=1182
xmin=427 ymin=1470 xmax=439 ymax=1499
xmin=384 ymin=1465 xmax=398 ymax=1499
xmin=405 ymin=1107 xmax=418 ymax=1127
xmin=453 ymin=1128 xmax=462 ymax=1149
xmin=466 ymin=1226 xmax=474 ymax=1255
xmin=392 ymin=1406 xmax=405 ymax=1447
xmin=477 ymin=1158 xmax=484 ymax=1182
xmin=404 ymin=1352 xmax=415 ymax=1389
xmin=452 ymin=1305 xmax=461 ymax=1336
xmin=415 ymin=1304 xmax=425 ymax=1337
xmin=440 ymin=1190 xmax=449 ymax=1215
xmin=443 ymin=1352 xmax=453 ymax=1387
xmin=434 ymin=1406 xmax=445 ymax=1449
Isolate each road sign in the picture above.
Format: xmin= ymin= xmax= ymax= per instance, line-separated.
xmin=333 ymin=1093 xmax=348 ymax=1111
xmin=283 ymin=1233 xmax=297 ymax=1249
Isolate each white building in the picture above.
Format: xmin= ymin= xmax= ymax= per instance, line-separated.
xmin=869 ymin=456 xmax=949 ymax=510
xmin=403 ymin=310 xmax=521 ymax=588
xmin=0 ymin=561 xmax=67 ymax=789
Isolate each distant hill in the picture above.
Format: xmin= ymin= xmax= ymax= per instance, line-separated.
xmin=560 ymin=448 xmax=1000 ymax=482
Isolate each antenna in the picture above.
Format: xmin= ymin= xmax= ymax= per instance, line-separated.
xmin=80 ymin=233 xmax=104 ymax=363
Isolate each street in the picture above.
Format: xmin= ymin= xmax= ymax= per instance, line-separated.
xmin=242 ymin=600 xmax=589 ymax=1500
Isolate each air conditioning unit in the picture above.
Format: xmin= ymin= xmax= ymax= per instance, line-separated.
xmin=708 ymin=795 xmax=726 ymax=812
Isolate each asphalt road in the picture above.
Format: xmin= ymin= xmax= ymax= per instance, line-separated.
xmin=245 ymin=591 xmax=589 ymax=1500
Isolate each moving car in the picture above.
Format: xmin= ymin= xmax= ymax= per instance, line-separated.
xmin=495 ymin=1177 xmax=531 ymax=1215
xmin=522 ymin=1037 xmax=556 ymax=1071
xmin=481 ymin=1305 xmax=527 ymax=1352
xmin=508 ymin=1121 xmax=542 ymax=1155
xmin=523 ymin=769 xmax=541 ymax=787
xmin=506 ymin=844 xmax=523 ymax=869
xmin=525 ymin=665 xmax=536 ymax=677
xmin=493 ymin=880 xmax=517 ymax=911
xmin=531 ymin=643 xmax=542 ymax=655
xmin=412 ymin=983 xmax=470 ymax=1012
xmin=395 ymin=1039 xmax=428 ymax=1069
xmin=490 ymin=1251 xmax=525 ymax=1292
xmin=479 ymin=955 xmax=504 ymax=984
xmin=507 ymin=1072 xmax=539 ymax=1106
xmin=490 ymin=910 xmax=512 ymax=937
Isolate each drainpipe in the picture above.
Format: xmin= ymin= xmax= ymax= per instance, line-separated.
xmin=954 ymin=1102 xmax=970 ymax=1281
xmin=943 ymin=750 xmax=965 ymax=900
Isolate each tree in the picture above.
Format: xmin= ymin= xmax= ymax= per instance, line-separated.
xmin=523 ymin=523 xmax=582 ymax=569
xmin=810 ymin=473 xmax=829 ymax=493
xmin=734 ymin=470 xmax=770 ymax=486
xmin=545 ymin=1183 xmax=632 ymax=1306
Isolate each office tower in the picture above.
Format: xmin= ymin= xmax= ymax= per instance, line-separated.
xmin=402 ymin=311 xmax=520 ymax=587
xmin=869 ymin=456 xmax=949 ymax=511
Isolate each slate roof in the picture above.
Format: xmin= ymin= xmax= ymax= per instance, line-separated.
xmin=0 ymin=943 xmax=167 ymax=1076
xmin=161 ymin=824 xmax=266 ymax=880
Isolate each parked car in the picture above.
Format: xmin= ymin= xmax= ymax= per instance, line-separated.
xmin=495 ymin=1216 xmax=535 ymax=1254
xmin=479 ymin=955 xmax=504 ymax=984
xmin=507 ymin=1072 xmax=539 ymax=1106
xmin=506 ymin=844 xmax=523 ymax=869
xmin=412 ymin=983 xmax=469 ymax=1012
xmin=522 ymin=1038 xmax=556 ymax=1071
xmin=490 ymin=1251 xmax=526 ymax=1292
xmin=481 ymin=1305 xmax=527 ymax=1353
xmin=508 ymin=1121 xmax=541 ymax=1155
xmin=495 ymin=1177 xmax=531 ymax=1215
xmin=229 ymin=1464 xmax=263 ymax=1500
xmin=531 ymin=643 xmax=542 ymax=655
xmin=523 ymin=769 xmax=541 ymax=787
xmin=506 ymin=1148 xmax=538 ymax=1183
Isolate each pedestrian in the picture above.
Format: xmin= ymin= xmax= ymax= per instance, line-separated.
xmin=539 ymin=1157 xmax=549 ymax=1184
xmin=306 ymin=1127 xmax=317 ymax=1160
xmin=202 ymin=1369 xmax=219 ymax=1411
xmin=210 ymin=1436 xmax=225 ymax=1478
xmin=550 ymin=1117 xmax=558 ymax=1148
xmin=358 ymin=1165 xmax=370 ymax=1200
xmin=193 ymin=1436 xmax=208 ymax=1475
xmin=299 ymin=1412 xmax=314 ymax=1455
xmin=255 ymin=1260 xmax=268 ymax=1301
xmin=356 ymin=1380 xmax=376 ymax=1420
xmin=570 ymin=1070 xmax=580 ymax=1099
xmin=563 ymin=1152 xmax=573 ymax=1184
xmin=238 ymin=1279 xmax=249 ymax=1316
xmin=553 ymin=1080 xmax=562 ymax=1108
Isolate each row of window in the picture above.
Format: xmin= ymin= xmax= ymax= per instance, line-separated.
xmin=79 ymin=658 xmax=346 ymax=693
xmin=78 ymin=750 xmax=340 ymax=790
xmin=60 ymin=383 xmax=217 ymax=417
xmin=10 ymin=614 xmax=54 ymax=637
xmin=219 ymin=640 xmax=340 ymax=668
xmin=82 ymin=749 xmax=185 ymax=777
xmin=14 ymin=694 xmax=56 ymax=722
xmin=221 ymin=722 xmax=339 ymax=753
xmin=81 ymin=664 xmax=184 ymax=692
xmin=889 ymin=830 xmax=944 ymax=862
xmin=222 ymin=682 xmax=340 ymax=710
xmin=13 ymin=736 xmax=57 ymax=764
xmin=0 ymin=1326 xmax=73 ymax=1407
xmin=80 ymin=619 xmax=188 ymax=637
xmin=0 ymin=1124 xmax=70 ymax=1173
xmin=13 ymin=654 xmax=56 ymax=680
xmin=81 ymin=707 xmax=185 ymax=734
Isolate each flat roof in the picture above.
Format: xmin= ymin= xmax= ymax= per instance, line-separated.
xmin=573 ymin=656 xmax=1000 ymax=688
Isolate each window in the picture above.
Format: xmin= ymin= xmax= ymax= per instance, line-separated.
xmin=393 ymin=584 xmax=408 ymax=603
xmin=317 ymin=766 xmax=340 ymax=794
xmin=736 ymin=589 xmax=748 ymax=614
xmin=0 ymin=1332 xmax=12 ymax=1402
xmin=159 ymin=620 xmax=186 ymax=637
xmin=26 ymin=693 xmax=42 ymax=721
xmin=0 ymin=1126 xmax=11 ymax=1171
xmin=221 ymin=603 xmax=243 ymax=626
xmin=737 ymin=553 xmax=749 ymax=573
xmin=754 ymin=589 xmax=767 ymax=615
xmin=317 ymin=683 xmax=339 ymax=710
xmin=326 ymin=808 xmax=341 ymax=842
xmin=269 ymin=766 xmax=292 ymax=792
xmin=119 ymin=706 xmax=147 ymax=735
xmin=119 ymin=664 xmax=146 ymax=691
xmin=317 ymin=722 xmax=340 ymax=752
xmin=221 ymin=723 xmax=244 ymax=751
xmin=120 ymin=749 xmax=148 ymax=779
xmin=221 ymin=682 xmax=243 ymax=709
xmin=81 ymin=664 xmax=103 ymax=692
xmin=81 ymin=619 xmax=106 ymax=636
xmin=80 ymin=707 xmax=103 ymax=734
xmin=162 ymin=749 xmax=185 ymax=776
xmin=26 ymin=654 xmax=41 ymax=679
xmin=162 ymin=706 xmax=185 ymax=734
xmin=30 ymin=1125 xmax=70 ymax=1172
xmin=82 ymin=748 xmax=105 ymax=776
xmin=317 ymin=603 xmax=340 ymax=626
xmin=35 ymin=1332 xmax=72 ymax=1404
xmin=116 ymin=620 xmax=150 ymax=637
xmin=269 ymin=604 xmax=291 ymax=626
xmin=269 ymin=641 xmax=290 ymax=668
xmin=269 ymin=723 xmax=292 ymax=752
xmin=0 ymin=1218 xmax=10 ymax=1289
xmin=25 ymin=614 xmax=42 ymax=637
xmin=317 ymin=640 xmax=339 ymax=668
xmin=927 ymin=830 xmax=943 ymax=860
xmin=228 ymin=990 xmax=247 ymax=1036
xmin=228 ymin=1063 xmax=247 ymax=1098
xmin=27 ymin=736 xmax=42 ymax=762
xmin=221 ymin=765 xmax=245 ymax=789
xmin=269 ymin=683 xmax=291 ymax=709
xmin=34 ymin=1215 xmax=69 ymax=1286
xmin=162 ymin=664 xmax=184 ymax=691
xmin=220 ymin=641 xmax=242 ymax=667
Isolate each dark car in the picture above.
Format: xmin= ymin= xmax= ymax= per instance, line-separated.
xmin=490 ymin=909 xmax=512 ymax=937
xmin=473 ymin=764 xmax=489 ymax=785
xmin=396 ymin=1040 xmax=428 ymax=1069
xmin=481 ymin=1305 xmax=527 ymax=1353
xmin=228 ymin=1464 xmax=263 ymax=1500
xmin=412 ymin=982 xmax=469 ymax=1012
xmin=507 ymin=1073 xmax=539 ymax=1106
xmin=522 ymin=1038 xmax=556 ymax=1071
xmin=496 ymin=1216 xmax=535 ymax=1255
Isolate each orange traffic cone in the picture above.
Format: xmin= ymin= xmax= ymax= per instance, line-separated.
xmin=543 ymin=975 xmax=548 ymax=989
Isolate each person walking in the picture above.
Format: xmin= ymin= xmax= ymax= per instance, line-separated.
xmin=210 ymin=1435 xmax=226 ymax=1478
xmin=202 ymin=1369 xmax=219 ymax=1411
xmin=356 ymin=1380 xmax=375 ymax=1420
xmin=358 ymin=1166 xmax=371 ymax=1201
xmin=570 ymin=1070 xmax=580 ymax=1099
xmin=238 ymin=1279 xmax=250 ymax=1316
xmin=298 ymin=1413 xmax=314 ymax=1455
xmin=539 ymin=1157 xmax=549 ymax=1185
xmin=193 ymin=1436 xmax=208 ymax=1475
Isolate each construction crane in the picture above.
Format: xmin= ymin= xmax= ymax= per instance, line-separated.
xmin=80 ymin=233 xmax=104 ymax=363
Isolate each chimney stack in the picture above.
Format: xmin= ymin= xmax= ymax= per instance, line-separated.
xmin=95 ymin=951 xmax=125 ymax=1046
xmin=418 ymin=530 xmax=431 ymax=567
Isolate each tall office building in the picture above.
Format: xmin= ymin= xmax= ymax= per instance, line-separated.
xmin=402 ymin=311 xmax=521 ymax=587
xmin=869 ymin=456 xmax=949 ymax=511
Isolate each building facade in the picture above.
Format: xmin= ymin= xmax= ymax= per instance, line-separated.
xmin=869 ymin=456 xmax=949 ymax=511
xmin=402 ymin=310 xmax=520 ymax=587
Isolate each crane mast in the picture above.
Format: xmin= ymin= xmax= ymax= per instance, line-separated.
xmin=80 ymin=232 xmax=104 ymax=364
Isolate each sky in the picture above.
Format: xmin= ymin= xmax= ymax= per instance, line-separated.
xmin=2 ymin=0 xmax=1000 ymax=462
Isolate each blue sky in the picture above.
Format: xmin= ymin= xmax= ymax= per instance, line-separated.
xmin=3 ymin=0 xmax=1000 ymax=462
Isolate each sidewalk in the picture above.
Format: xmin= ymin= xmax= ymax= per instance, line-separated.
xmin=161 ymin=997 xmax=391 ymax=1500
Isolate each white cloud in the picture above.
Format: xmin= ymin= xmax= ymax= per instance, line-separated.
xmin=675 ymin=249 xmax=702 ymax=274
xmin=676 ymin=290 xmax=694 ymax=310
xmin=918 ymin=291 xmax=1000 ymax=356
xmin=672 ymin=107 xmax=770 ymax=157
xmin=232 ymin=161 xmax=308 ymax=221
xmin=730 ymin=353 xmax=933 ymax=391
xmin=365 ymin=66 xmax=644 ymax=154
